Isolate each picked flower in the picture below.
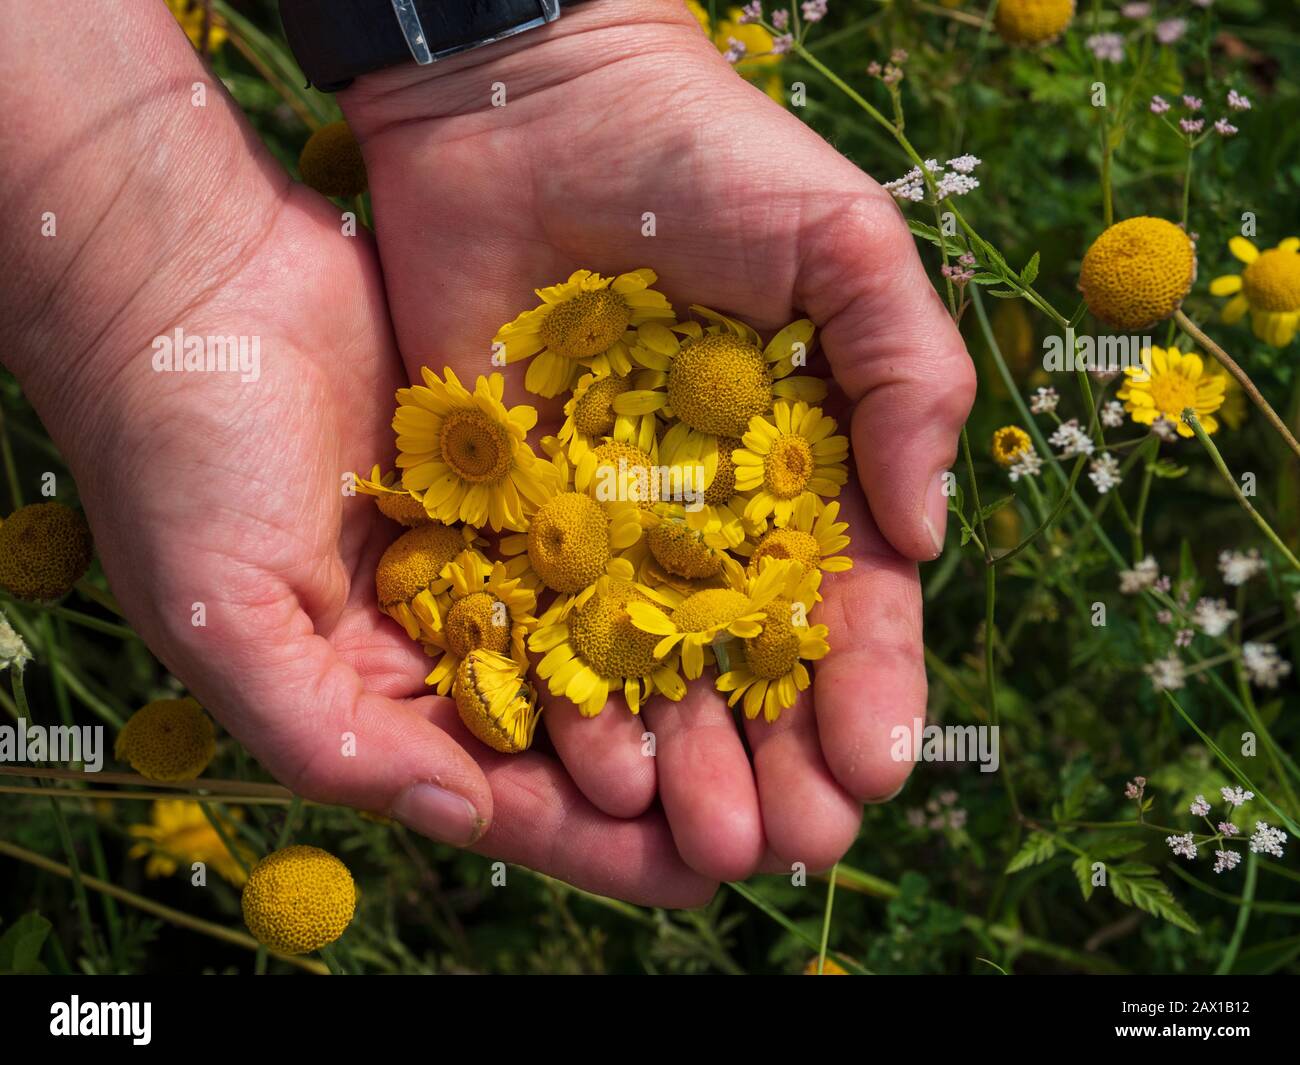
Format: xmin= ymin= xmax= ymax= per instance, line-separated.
xmin=492 ymin=269 xmax=674 ymax=398
xmin=393 ymin=367 xmax=561 ymax=531
xmin=453 ymin=649 xmax=542 ymax=754
xmin=733 ymin=400 xmax=850 ymax=528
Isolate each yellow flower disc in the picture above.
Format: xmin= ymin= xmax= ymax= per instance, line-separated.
xmin=1243 ymin=249 xmax=1300 ymax=312
xmin=540 ymin=290 xmax=634 ymax=360
xmin=375 ymin=523 xmax=467 ymax=608
xmin=444 ymin=591 xmax=511 ymax=659
xmin=453 ymin=649 xmax=541 ymax=754
xmin=743 ymin=598 xmax=803 ymax=679
xmin=527 ymin=492 xmax=611 ymax=592
xmin=438 ymin=407 xmax=513 ymax=484
xmin=298 ymin=121 xmax=367 ymax=199
xmin=241 ymin=845 xmax=356 ymax=956
xmin=374 ymin=491 xmax=430 ymax=527
xmin=668 ymin=334 xmax=773 ymax=436
xmin=764 ymin=434 xmax=815 ymax=498
xmin=803 ymin=957 xmax=850 ymax=975
xmin=704 ymin=437 xmax=742 ymax=505
xmin=590 ymin=440 xmax=661 ymax=506
xmin=0 ymin=502 xmax=93 ymax=601
xmin=570 ymin=579 xmax=660 ymax=679
xmin=1078 ymin=216 xmax=1196 ymax=330
xmin=748 ymin=528 xmax=822 ymax=575
xmin=572 ymin=374 xmax=631 ymax=436
xmin=995 ymin=0 xmax=1075 ymax=45
xmin=115 ymin=698 xmax=216 ymax=782
xmin=672 ymin=588 xmax=750 ymax=633
xmin=648 ymin=520 xmax=723 ymax=579
xmin=991 ymin=425 xmax=1032 ymax=466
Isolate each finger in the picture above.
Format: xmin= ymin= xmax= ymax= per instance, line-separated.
xmin=423 ymin=700 xmax=716 ymax=908
xmin=743 ymin=694 xmax=862 ymax=873
xmin=641 ymin=685 xmax=765 ymax=882
xmin=811 ymin=478 xmax=926 ymax=803
xmin=538 ymin=689 xmax=658 ymax=819
xmin=797 ymin=191 xmax=977 ymax=561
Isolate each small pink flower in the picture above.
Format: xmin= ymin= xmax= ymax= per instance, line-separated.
xmin=1182 ymin=95 xmax=1203 ymax=111
xmin=1150 ymin=95 xmax=1171 ymax=114
xmin=1180 ymin=118 xmax=1205 ymax=135
xmin=1215 ymin=118 xmax=1238 ymax=137
xmin=1157 ymin=18 xmax=1188 ymax=44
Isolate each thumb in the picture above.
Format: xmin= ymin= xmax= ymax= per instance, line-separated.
xmin=168 ymin=595 xmax=493 ymax=848
xmin=798 ymin=192 xmax=977 ymax=561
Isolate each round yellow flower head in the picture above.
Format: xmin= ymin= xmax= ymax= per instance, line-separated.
xmin=376 ymin=523 xmax=470 ymax=612
xmin=647 ymin=516 xmax=726 ymax=580
xmin=1210 ymin=237 xmax=1300 ymax=348
xmin=298 ymin=121 xmax=368 ymax=199
xmin=1079 ymin=216 xmax=1197 ymax=330
xmin=115 ymin=697 xmax=216 ymax=782
xmin=354 ymin=466 xmax=430 ymax=527
xmin=453 ymin=649 xmax=542 ymax=754
xmin=0 ymin=502 xmax=93 ymax=601
xmin=803 ymin=957 xmax=850 ymax=975
xmin=669 ymin=333 xmax=774 ymax=437
xmin=991 ymin=425 xmax=1032 ymax=466
xmin=241 ymin=845 xmax=356 ymax=956
xmin=995 ymin=0 xmax=1075 ymax=45
xmin=526 ymin=492 xmax=617 ymax=593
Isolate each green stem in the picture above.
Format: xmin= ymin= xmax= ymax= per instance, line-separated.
xmin=816 ymin=861 xmax=838 ymax=975
xmin=995 ymin=454 xmax=1088 ymax=566
xmin=1183 ymin=410 xmax=1300 ymax=574
xmin=1216 ymin=852 xmax=1257 ymax=975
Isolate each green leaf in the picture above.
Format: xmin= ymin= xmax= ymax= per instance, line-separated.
xmin=1149 ymin=459 xmax=1189 ymax=479
xmin=984 ymin=288 xmax=1023 ymax=298
xmin=979 ymin=495 xmax=1014 ymax=521
xmin=1006 ymin=831 xmax=1057 ymax=872
xmin=1109 ymin=864 xmax=1200 ymax=934
xmin=1020 ymin=252 xmax=1041 ymax=285
xmin=0 ymin=912 xmax=52 ymax=974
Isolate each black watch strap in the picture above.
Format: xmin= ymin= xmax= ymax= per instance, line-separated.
xmin=279 ymin=0 xmax=577 ymax=92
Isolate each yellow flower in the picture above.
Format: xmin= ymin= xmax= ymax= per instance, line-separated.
xmin=394 ymin=368 xmax=561 ymax=531
xmin=686 ymin=2 xmax=785 ymax=103
xmin=1210 ymin=237 xmax=1300 ymax=348
xmin=733 ymin=400 xmax=850 ymax=528
xmin=994 ymin=0 xmax=1075 ymax=45
xmin=991 ymin=425 xmax=1032 ymax=466
xmin=1079 ymin=216 xmax=1197 ymax=330
xmin=375 ymin=522 xmax=485 ymax=641
xmin=616 ymin=310 xmax=827 ymax=454
xmin=627 ymin=558 xmax=807 ymax=680
xmin=453 ymin=649 xmax=542 ymax=754
xmin=115 ymin=698 xmax=216 ymax=782
xmin=298 ymin=121 xmax=367 ymax=199
xmin=420 ymin=551 xmax=537 ymax=694
xmin=803 ymin=956 xmax=850 ymax=975
xmin=736 ymin=495 xmax=854 ymax=584
xmin=493 ymin=269 xmax=675 ymax=398
xmin=716 ymin=571 xmax=829 ymax=722
xmin=0 ymin=502 xmax=93 ymax=602
xmin=165 ymin=0 xmax=227 ymax=52
xmin=529 ymin=574 xmax=686 ymax=716
xmin=574 ymin=437 xmax=663 ymax=512
xmin=241 ymin=845 xmax=356 ymax=956
xmin=129 ymin=800 xmax=253 ymax=886
xmin=657 ymin=422 xmax=750 ymax=549
xmin=354 ymin=465 xmax=432 ymax=527
xmin=556 ymin=371 xmax=658 ymax=465
xmin=1116 ymin=346 xmax=1225 ymax=437
xmin=641 ymin=508 xmax=745 ymax=589
xmin=499 ymin=489 xmax=643 ymax=622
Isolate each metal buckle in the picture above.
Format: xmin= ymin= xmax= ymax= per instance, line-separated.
xmin=390 ymin=0 xmax=562 ymax=67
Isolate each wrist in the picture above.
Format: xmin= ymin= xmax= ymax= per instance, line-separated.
xmin=338 ymin=0 xmax=706 ymax=134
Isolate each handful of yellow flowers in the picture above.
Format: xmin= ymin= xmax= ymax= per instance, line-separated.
xmin=357 ymin=268 xmax=853 ymax=752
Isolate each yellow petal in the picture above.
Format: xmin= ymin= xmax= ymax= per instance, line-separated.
xmin=1229 ymin=237 xmax=1259 ymax=264
xmin=1209 ymin=275 xmax=1242 ymax=296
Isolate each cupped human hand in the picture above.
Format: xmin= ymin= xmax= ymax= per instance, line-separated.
xmin=339 ymin=0 xmax=976 ymax=879
xmin=0 ymin=2 xmax=713 ymax=907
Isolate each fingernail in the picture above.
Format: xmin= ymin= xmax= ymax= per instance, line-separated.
xmin=865 ymin=783 xmax=905 ymax=805
xmin=392 ymin=783 xmax=482 ymax=846
xmin=923 ymin=470 xmax=949 ymax=558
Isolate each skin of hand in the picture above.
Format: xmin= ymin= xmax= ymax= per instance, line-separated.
xmin=0 ymin=2 xmax=714 ymax=907
xmin=336 ymin=0 xmax=976 ymax=879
